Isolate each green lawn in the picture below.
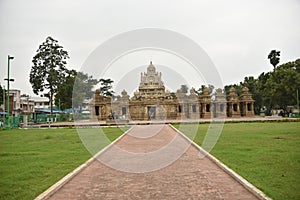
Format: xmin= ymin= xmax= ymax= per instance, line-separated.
xmin=0 ymin=127 xmax=125 ymax=200
xmin=174 ymin=122 xmax=300 ymax=200
xmin=1 ymin=123 xmax=299 ymax=200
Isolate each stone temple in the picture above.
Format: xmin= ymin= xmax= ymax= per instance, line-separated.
xmin=93 ymin=62 xmax=254 ymax=121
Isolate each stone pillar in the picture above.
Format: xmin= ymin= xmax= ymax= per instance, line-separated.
xmin=214 ymin=88 xmax=227 ymax=118
xmin=176 ymin=90 xmax=187 ymax=120
xmin=120 ymin=89 xmax=130 ymax=120
xmin=188 ymin=88 xmax=200 ymax=119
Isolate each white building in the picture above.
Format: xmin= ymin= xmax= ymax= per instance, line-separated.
xmin=10 ymin=89 xmax=21 ymax=116
xmin=31 ymin=96 xmax=50 ymax=109
xmin=2 ymin=89 xmax=51 ymax=117
xmin=20 ymin=97 xmax=35 ymax=114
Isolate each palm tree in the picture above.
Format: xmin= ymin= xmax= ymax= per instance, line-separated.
xmin=268 ymin=50 xmax=280 ymax=69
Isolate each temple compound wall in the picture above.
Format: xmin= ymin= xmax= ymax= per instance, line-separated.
xmin=93 ymin=62 xmax=254 ymax=121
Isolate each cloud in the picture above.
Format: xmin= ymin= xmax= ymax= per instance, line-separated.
xmin=0 ymin=0 xmax=299 ymax=95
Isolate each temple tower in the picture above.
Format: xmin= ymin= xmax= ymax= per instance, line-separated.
xmin=227 ymin=87 xmax=240 ymax=117
xmin=200 ymin=87 xmax=212 ymax=118
xmin=138 ymin=61 xmax=165 ymax=99
xmin=92 ymin=62 xmax=257 ymax=122
xmin=94 ymin=89 xmax=112 ymax=120
xmin=240 ymin=87 xmax=255 ymax=117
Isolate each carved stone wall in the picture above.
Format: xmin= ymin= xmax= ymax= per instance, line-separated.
xmin=93 ymin=62 xmax=255 ymax=121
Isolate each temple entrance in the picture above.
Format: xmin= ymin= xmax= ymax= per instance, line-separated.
xmin=148 ymin=106 xmax=156 ymax=120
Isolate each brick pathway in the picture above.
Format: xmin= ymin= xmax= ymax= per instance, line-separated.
xmin=48 ymin=124 xmax=259 ymax=200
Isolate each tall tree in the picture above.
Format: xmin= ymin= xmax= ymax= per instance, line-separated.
xmin=99 ymin=78 xmax=114 ymax=97
xmin=268 ymin=50 xmax=280 ymax=69
xmin=30 ymin=36 xmax=69 ymax=115
xmin=229 ymin=58 xmax=300 ymax=116
xmin=55 ymin=69 xmax=77 ymax=110
xmin=271 ymin=61 xmax=300 ymax=110
xmin=60 ymin=71 xmax=99 ymax=110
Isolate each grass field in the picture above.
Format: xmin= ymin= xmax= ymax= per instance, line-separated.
xmin=1 ymin=123 xmax=299 ymax=200
xmin=174 ymin=122 xmax=300 ymax=200
xmin=0 ymin=127 xmax=126 ymax=200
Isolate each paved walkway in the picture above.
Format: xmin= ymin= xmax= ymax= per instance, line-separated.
xmin=47 ymin=125 xmax=261 ymax=200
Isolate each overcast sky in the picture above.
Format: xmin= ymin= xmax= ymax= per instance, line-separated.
xmin=0 ymin=0 xmax=299 ymax=96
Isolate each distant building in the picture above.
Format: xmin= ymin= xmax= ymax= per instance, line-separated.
xmin=20 ymin=97 xmax=35 ymax=114
xmin=5 ymin=90 xmax=46 ymax=116
xmin=2 ymin=89 xmax=51 ymax=117
xmin=31 ymin=96 xmax=50 ymax=109
xmin=10 ymin=89 xmax=21 ymax=116
xmin=93 ymin=62 xmax=255 ymax=121
xmin=82 ymin=98 xmax=93 ymax=111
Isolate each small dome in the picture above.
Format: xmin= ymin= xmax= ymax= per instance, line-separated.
xmin=190 ymin=87 xmax=196 ymax=94
xmin=229 ymin=87 xmax=236 ymax=93
xmin=95 ymin=89 xmax=101 ymax=94
xmin=203 ymin=87 xmax=209 ymax=95
xmin=121 ymin=89 xmax=128 ymax=96
xmin=216 ymin=88 xmax=223 ymax=94
xmin=242 ymin=87 xmax=249 ymax=93
xmin=147 ymin=61 xmax=156 ymax=73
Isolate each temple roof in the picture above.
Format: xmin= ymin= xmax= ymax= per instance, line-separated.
xmin=140 ymin=61 xmax=164 ymax=88
xmin=137 ymin=62 xmax=166 ymax=98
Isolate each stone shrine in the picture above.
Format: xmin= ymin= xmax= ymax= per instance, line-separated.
xmin=93 ymin=62 xmax=255 ymax=121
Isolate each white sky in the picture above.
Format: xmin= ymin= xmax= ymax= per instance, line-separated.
xmin=0 ymin=0 xmax=299 ymax=96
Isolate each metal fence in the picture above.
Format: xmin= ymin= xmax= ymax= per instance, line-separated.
xmin=0 ymin=117 xmax=20 ymax=129
xmin=0 ymin=112 xmax=90 ymax=129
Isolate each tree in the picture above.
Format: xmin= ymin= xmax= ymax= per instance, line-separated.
xmin=268 ymin=50 xmax=280 ymax=69
xmin=223 ymin=56 xmax=299 ymax=116
xmin=30 ymin=36 xmax=69 ymax=115
xmin=55 ymin=69 xmax=77 ymax=110
xmin=237 ymin=58 xmax=300 ymax=115
xmin=99 ymin=78 xmax=114 ymax=97
xmin=58 ymin=70 xmax=99 ymax=110
xmin=196 ymin=84 xmax=214 ymax=95
xmin=295 ymin=59 xmax=300 ymax=73
xmin=270 ymin=62 xmax=300 ymax=110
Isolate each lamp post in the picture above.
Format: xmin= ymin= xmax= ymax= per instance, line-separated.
xmin=5 ymin=55 xmax=14 ymax=130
